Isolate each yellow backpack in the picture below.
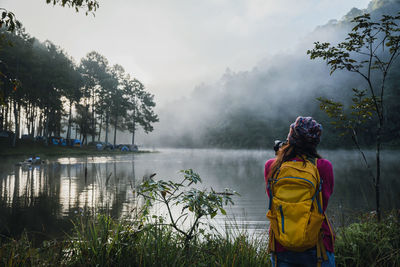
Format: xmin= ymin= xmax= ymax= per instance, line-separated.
xmin=267 ymin=158 xmax=328 ymax=265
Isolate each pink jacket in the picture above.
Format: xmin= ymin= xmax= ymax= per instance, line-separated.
xmin=264 ymin=158 xmax=335 ymax=252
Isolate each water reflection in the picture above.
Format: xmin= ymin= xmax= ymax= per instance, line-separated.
xmin=0 ymin=149 xmax=399 ymax=240
xmin=322 ymin=150 xmax=400 ymax=226
xmin=0 ymin=157 xmax=139 ymax=240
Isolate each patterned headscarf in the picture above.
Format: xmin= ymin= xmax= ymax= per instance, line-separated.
xmin=287 ymin=116 xmax=322 ymax=147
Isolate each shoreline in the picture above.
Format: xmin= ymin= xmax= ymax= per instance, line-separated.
xmin=2 ymin=144 xmax=399 ymax=158
xmin=0 ymin=144 xmax=154 ymax=158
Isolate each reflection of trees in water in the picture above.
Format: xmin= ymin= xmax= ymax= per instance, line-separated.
xmin=0 ymin=164 xmax=68 ymax=241
xmin=327 ymin=155 xmax=400 ymax=227
xmin=0 ymin=157 xmax=139 ymax=240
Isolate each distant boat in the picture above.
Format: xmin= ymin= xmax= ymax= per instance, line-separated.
xmin=16 ymin=156 xmax=45 ymax=166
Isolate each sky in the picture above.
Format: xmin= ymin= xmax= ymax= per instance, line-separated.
xmin=1 ymin=0 xmax=371 ymax=105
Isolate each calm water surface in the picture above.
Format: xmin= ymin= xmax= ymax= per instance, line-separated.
xmin=0 ymin=148 xmax=399 ymax=239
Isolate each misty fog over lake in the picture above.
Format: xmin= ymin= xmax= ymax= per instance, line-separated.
xmin=1 ymin=149 xmax=399 ymax=239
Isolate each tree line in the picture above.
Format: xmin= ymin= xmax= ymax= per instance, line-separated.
xmin=0 ymin=28 xmax=158 ymax=147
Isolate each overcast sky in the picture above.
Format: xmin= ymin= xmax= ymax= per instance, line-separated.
xmin=2 ymin=0 xmax=371 ymax=104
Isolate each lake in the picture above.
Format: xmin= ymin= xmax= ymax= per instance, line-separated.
xmin=0 ymin=148 xmax=399 ymax=240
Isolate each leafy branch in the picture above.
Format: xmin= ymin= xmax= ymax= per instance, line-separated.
xmin=136 ymin=169 xmax=238 ymax=249
xmin=0 ymin=0 xmax=99 ymax=33
xmin=0 ymin=9 xmax=21 ymax=32
xmin=45 ymin=0 xmax=99 ymax=14
xmin=317 ymin=88 xmax=376 ymax=182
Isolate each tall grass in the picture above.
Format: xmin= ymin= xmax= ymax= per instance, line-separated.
xmin=0 ymin=232 xmax=64 ymax=266
xmin=0 ymin=216 xmax=272 ymax=266
xmin=2 ymin=212 xmax=399 ymax=266
xmin=66 ymin=215 xmax=141 ymax=266
xmin=64 ymin=215 xmax=271 ymax=266
xmin=335 ymin=212 xmax=400 ymax=267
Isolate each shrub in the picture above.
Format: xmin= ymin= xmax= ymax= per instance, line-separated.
xmin=335 ymin=212 xmax=400 ymax=266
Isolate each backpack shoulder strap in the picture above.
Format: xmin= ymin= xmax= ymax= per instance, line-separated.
xmin=308 ymin=158 xmax=324 ymax=214
xmin=306 ymin=156 xmax=316 ymax=166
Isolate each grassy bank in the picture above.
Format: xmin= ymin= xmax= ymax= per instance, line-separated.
xmin=0 ymin=215 xmax=270 ymax=267
xmin=335 ymin=213 xmax=400 ymax=266
xmin=1 ymin=213 xmax=399 ymax=267
xmin=0 ymin=143 xmax=153 ymax=158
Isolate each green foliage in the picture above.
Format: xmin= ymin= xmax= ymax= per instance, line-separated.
xmin=307 ymin=13 xmax=400 ymax=123
xmin=78 ymin=52 xmax=158 ymax=145
xmin=0 ymin=232 xmax=63 ymax=266
xmin=0 ymin=216 xmax=271 ymax=267
xmin=307 ymin=13 xmax=400 ymax=74
xmin=3 ymin=212 xmax=400 ymax=267
xmin=66 ymin=215 xmax=141 ymax=266
xmin=201 ymin=232 xmax=270 ymax=266
xmin=317 ymin=88 xmax=375 ymax=137
xmin=45 ymin=0 xmax=99 ymax=15
xmin=335 ymin=213 xmax=400 ymax=267
xmin=0 ymin=1 xmax=99 ymax=35
xmin=74 ymin=104 xmax=96 ymax=141
xmin=137 ymin=169 xmax=238 ymax=247
xmin=122 ymin=76 xmax=158 ymax=145
xmin=0 ymin=29 xmax=83 ymax=139
xmin=65 ymin=215 xmax=271 ymax=267
xmin=0 ymin=9 xmax=21 ymax=33
xmin=0 ymin=29 xmax=158 ymax=145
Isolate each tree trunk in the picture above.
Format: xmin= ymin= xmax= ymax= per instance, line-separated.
xmin=12 ymin=99 xmax=18 ymax=147
xmin=375 ymin=123 xmax=382 ymax=221
xmin=105 ymin=111 xmax=109 ymax=144
xmin=67 ymin=100 xmax=72 ymax=139
xmin=17 ymin=102 xmax=21 ymax=139
xmin=8 ymin=101 xmax=12 ymax=131
xmin=27 ymin=104 xmax=32 ymax=136
xmin=0 ymin=106 xmax=3 ymax=131
xmin=84 ymin=105 xmax=89 ymax=145
xmin=45 ymin=109 xmax=50 ymax=145
xmin=131 ymin=119 xmax=136 ymax=145
xmin=38 ymin=111 xmax=43 ymax=136
xmin=98 ymin=114 xmax=103 ymax=142
xmin=30 ymin=107 xmax=36 ymax=137
xmin=28 ymin=104 xmax=31 ymax=136
xmin=131 ymin=106 xmax=136 ymax=145
xmin=82 ymin=134 xmax=86 ymax=146
xmin=113 ymin=115 xmax=118 ymax=146
xmin=91 ymin=92 xmax=95 ymax=142
xmin=4 ymin=103 xmax=8 ymax=131
xmin=27 ymin=104 xmax=31 ymax=135
xmin=25 ymin=104 xmax=30 ymax=136
xmin=57 ymin=111 xmax=61 ymax=137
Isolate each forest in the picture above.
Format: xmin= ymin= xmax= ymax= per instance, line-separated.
xmin=0 ymin=28 xmax=158 ymax=148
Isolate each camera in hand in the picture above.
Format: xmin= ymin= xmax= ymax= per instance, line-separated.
xmin=273 ymin=140 xmax=286 ymax=153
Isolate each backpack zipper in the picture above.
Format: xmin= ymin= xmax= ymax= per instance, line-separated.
xmin=274 ymin=176 xmax=315 ymax=189
xmin=279 ymin=205 xmax=285 ymax=233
